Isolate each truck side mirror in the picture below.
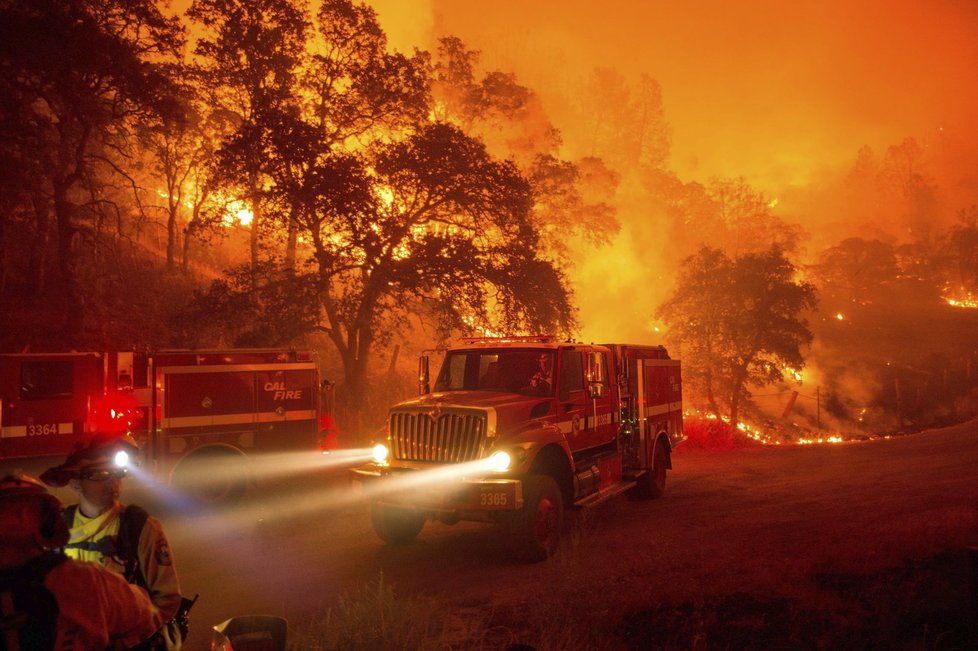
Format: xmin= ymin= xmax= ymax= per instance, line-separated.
xmin=588 ymin=380 xmax=605 ymax=399
xmin=418 ymin=355 xmax=430 ymax=395
xmin=586 ymin=352 xmax=605 ymax=399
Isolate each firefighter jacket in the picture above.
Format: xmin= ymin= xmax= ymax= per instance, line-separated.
xmin=19 ymin=554 xmax=163 ymax=650
xmin=64 ymin=502 xmax=183 ymax=619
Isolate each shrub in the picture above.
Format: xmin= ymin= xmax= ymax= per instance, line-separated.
xmin=288 ymin=574 xmax=442 ymax=651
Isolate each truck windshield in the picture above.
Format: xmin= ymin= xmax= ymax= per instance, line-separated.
xmin=434 ymin=349 xmax=555 ymax=396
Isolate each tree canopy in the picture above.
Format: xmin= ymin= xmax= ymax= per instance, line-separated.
xmin=175 ymin=1 xmax=577 ymax=430
xmin=657 ymin=246 xmax=817 ymax=426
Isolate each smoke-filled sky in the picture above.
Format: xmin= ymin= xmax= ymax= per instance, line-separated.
xmin=372 ymin=0 xmax=978 ymax=190
xmin=368 ymin=0 xmax=978 ymax=342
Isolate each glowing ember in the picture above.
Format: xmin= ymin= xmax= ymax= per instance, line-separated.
xmin=945 ymin=295 xmax=978 ymax=309
xmin=219 ymin=198 xmax=253 ymax=227
xmin=835 ymin=313 xmax=844 ymax=320
xmin=685 ymin=409 xmax=848 ymax=446
xmin=797 ymin=435 xmax=844 ymax=445
xmin=461 ymin=314 xmax=506 ymax=338
xmin=375 ymin=184 xmax=395 ymax=207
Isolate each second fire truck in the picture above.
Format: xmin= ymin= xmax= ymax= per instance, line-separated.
xmin=0 ymin=349 xmax=328 ymax=503
xmin=352 ymin=336 xmax=684 ymax=561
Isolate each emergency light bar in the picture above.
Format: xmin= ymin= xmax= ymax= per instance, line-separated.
xmin=460 ymin=335 xmax=556 ymax=344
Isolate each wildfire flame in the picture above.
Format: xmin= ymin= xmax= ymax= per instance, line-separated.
xmin=796 ymin=434 xmax=844 ymax=445
xmin=688 ymin=409 xmax=847 ymax=446
xmin=942 ymin=285 xmax=978 ymax=309
xmin=945 ymin=295 xmax=978 ymax=309
xmin=228 ymin=203 xmax=253 ymax=227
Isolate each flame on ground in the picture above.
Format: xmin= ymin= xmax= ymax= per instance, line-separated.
xmin=685 ymin=409 xmax=848 ymax=446
xmin=945 ymin=295 xmax=978 ymax=309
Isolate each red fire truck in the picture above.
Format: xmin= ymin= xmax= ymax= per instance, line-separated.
xmin=0 ymin=349 xmax=328 ymax=503
xmin=351 ymin=336 xmax=684 ymax=561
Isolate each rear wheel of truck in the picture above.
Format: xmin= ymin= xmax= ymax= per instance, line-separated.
xmin=508 ymin=474 xmax=563 ymax=563
xmin=632 ymin=443 xmax=668 ymax=499
xmin=173 ymin=450 xmax=247 ymax=506
xmin=370 ymin=502 xmax=425 ymax=545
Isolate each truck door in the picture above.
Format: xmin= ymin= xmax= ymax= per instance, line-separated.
xmin=0 ymin=354 xmax=101 ymax=458
xmin=557 ymin=348 xmax=615 ymax=452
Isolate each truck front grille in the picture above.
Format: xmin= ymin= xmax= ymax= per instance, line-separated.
xmin=389 ymin=410 xmax=488 ymax=463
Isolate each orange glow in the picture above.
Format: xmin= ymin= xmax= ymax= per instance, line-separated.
xmin=685 ymin=409 xmax=849 ymax=446
xmin=945 ymin=294 xmax=978 ymax=309
xmin=382 ymin=1 xmax=978 ymax=193
xmin=365 ymin=0 xmax=978 ymax=348
xmin=797 ymin=435 xmax=845 ymax=445
xmin=230 ymin=204 xmax=253 ymax=227
xmin=374 ymin=184 xmax=395 ymax=208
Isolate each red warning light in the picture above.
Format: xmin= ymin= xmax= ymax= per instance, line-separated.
xmin=89 ymin=392 xmax=140 ymax=434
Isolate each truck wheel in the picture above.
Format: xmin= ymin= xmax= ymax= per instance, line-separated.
xmin=632 ymin=444 xmax=668 ymax=500
xmin=370 ymin=502 xmax=425 ymax=545
xmin=508 ymin=474 xmax=563 ymax=563
xmin=173 ymin=452 xmax=247 ymax=506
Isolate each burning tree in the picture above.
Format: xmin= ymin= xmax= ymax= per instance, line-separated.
xmin=0 ymin=0 xmax=185 ymax=333
xmin=179 ymin=1 xmax=574 ymax=435
xmin=947 ymin=208 xmax=978 ymax=301
xmin=186 ymin=123 xmax=573 ymax=439
xmin=657 ymin=246 xmax=817 ymax=426
xmin=187 ymin=0 xmax=309 ymax=273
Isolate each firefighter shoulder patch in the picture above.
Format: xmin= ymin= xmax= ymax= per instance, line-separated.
xmin=155 ymin=539 xmax=172 ymax=566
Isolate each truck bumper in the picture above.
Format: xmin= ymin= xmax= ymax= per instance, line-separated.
xmin=350 ymin=465 xmax=524 ymax=511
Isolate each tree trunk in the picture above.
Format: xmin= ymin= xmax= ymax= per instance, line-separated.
xmin=338 ymin=340 xmax=371 ymax=448
xmin=53 ymin=179 xmax=81 ymax=335
xmin=729 ymin=367 xmax=748 ymax=429
xmin=166 ymin=198 xmax=177 ymax=269
xmin=248 ymin=178 xmax=262 ymax=275
xmin=284 ymin=213 xmax=297 ymax=271
xmin=181 ymin=224 xmax=192 ymax=273
xmin=249 ymin=204 xmax=260 ymax=271
xmin=26 ymin=192 xmax=51 ymax=299
xmin=704 ymin=367 xmax=720 ymax=416
xmin=327 ymin=310 xmax=379 ymax=449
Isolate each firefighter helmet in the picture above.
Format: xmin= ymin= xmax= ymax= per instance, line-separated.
xmin=0 ymin=474 xmax=70 ymax=549
xmin=40 ymin=432 xmax=139 ymax=487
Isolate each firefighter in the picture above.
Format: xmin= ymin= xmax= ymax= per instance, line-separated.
xmin=0 ymin=473 xmax=163 ymax=650
xmin=526 ymin=353 xmax=553 ymax=394
xmin=41 ymin=433 xmax=184 ymax=621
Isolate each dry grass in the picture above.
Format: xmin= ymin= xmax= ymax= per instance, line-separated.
xmin=287 ymin=573 xmax=444 ymax=651
xmin=479 ymin=512 xmax=978 ymax=650
xmin=287 ymin=528 xmax=978 ymax=651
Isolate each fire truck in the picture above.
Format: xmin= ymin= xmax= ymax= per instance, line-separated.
xmin=0 ymin=349 xmax=328 ymax=503
xmin=351 ymin=336 xmax=684 ymax=562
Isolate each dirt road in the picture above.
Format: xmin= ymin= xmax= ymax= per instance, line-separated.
xmin=109 ymin=420 xmax=978 ymax=648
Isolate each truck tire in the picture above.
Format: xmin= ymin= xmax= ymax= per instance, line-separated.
xmin=172 ymin=451 xmax=247 ymax=506
xmin=632 ymin=443 xmax=668 ymax=500
xmin=508 ymin=474 xmax=563 ymax=563
xmin=370 ymin=502 xmax=425 ymax=545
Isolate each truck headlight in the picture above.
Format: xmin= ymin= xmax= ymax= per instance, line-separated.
xmin=371 ymin=443 xmax=389 ymax=464
xmin=486 ymin=450 xmax=511 ymax=473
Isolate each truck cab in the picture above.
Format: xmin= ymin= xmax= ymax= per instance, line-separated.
xmin=352 ymin=336 xmax=684 ymax=562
